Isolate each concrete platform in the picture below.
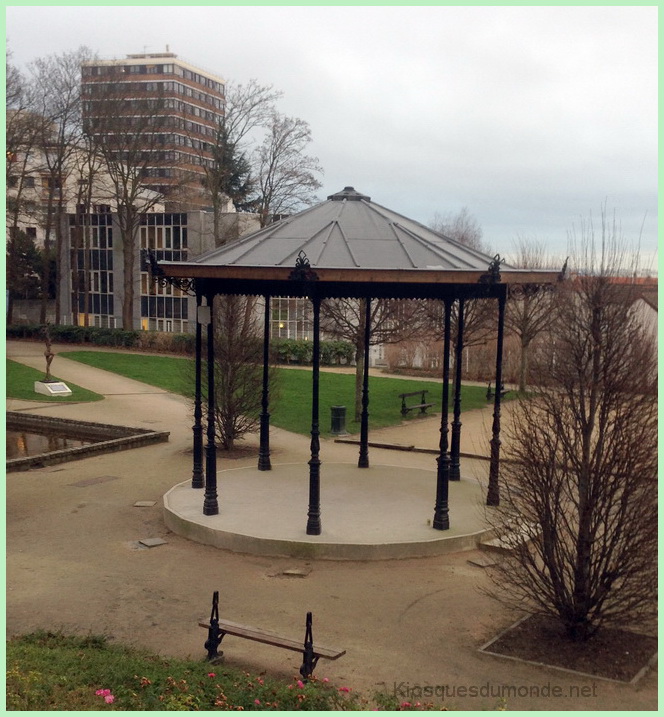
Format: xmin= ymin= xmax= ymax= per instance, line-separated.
xmin=164 ymin=462 xmax=493 ymax=560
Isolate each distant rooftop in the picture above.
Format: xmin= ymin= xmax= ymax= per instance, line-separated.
xmin=83 ymin=50 xmax=225 ymax=84
xmin=126 ymin=52 xmax=177 ymax=60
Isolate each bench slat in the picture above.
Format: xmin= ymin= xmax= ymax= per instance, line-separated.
xmin=199 ymin=621 xmax=345 ymax=660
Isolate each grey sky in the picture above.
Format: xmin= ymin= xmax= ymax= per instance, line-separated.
xmin=6 ymin=4 xmax=658 ymax=266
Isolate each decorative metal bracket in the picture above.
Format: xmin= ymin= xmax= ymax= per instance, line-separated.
xmin=204 ymin=591 xmax=223 ymax=661
xmin=558 ymin=256 xmax=569 ymax=282
xmin=289 ymin=251 xmax=318 ymax=282
xmin=142 ymin=249 xmax=196 ymax=295
xmin=479 ymin=254 xmax=503 ymax=284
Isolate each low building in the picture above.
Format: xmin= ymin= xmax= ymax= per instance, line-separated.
xmin=7 ymin=144 xmax=164 ymax=248
xmin=59 ymin=209 xmax=260 ymax=332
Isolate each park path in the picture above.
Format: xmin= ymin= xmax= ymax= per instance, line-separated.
xmin=5 ymin=339 xmax=655 ymax=710
xmin=7 ymin=339 xmax=511 ymax=458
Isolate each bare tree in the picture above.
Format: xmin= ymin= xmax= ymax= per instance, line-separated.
xmin=210 ymin=295 xmax=269 ymax=451
xmin=6 ymin=50 xmax=45 ymax=324
xmin=224 ymin=79 xmax=283 ymax=148
xmin=253 ymin=113 xmax=323 ymax=226
xmin=505 ymin=237 xmax=561 ymax=391
xmin=202 ymin=119 xmax=253 ymax=245
xmin=69 ymin=134 xmax=107 ymax=327
xmin=28 ymin=47 xmax=96 ymax=323
xmin=83 ymin=84 xmax=168 ymax=329
xmin=426 ymin=207 xmax=496 ymax=376
xmin=486 ymin=218 xmax=657 ymax=642
xmin=429 ymin=205 xmax=486 ymax=252
xmin=199 ymin=79 xmax=282 ymax=242
xmin=321 ymin=298 xmax=427 ymax=421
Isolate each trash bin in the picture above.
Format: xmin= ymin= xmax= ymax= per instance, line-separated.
xmin=330 ymin=405 xmax=347 ymax=435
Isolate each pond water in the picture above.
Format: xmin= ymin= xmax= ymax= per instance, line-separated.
xmin=6 ymin=430 xmax=99 ymax=459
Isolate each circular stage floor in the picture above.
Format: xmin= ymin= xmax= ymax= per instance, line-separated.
xmin=164 ymin=463 xmax=493 ymax=560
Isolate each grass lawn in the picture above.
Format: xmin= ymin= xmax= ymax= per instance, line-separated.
xmin=61 ymin=350 xmax=492 ymax=436
xmin=274 ymin=368 xmax=489 ymax=435
xmin=60 ymin=350 xmax=194 ymax=394
xmin=6 ymin=359 xmax=104 ymax=403
xmin=6 ymin=632 xmax=384 ymax=711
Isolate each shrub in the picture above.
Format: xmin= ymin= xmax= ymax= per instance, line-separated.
xmin=270 ymin=338 xmax=354 ymax=366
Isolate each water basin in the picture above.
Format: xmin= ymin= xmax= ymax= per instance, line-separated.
xmin=7 ymin=412 xmax=170 ymax=471
xmin=7 ymin=430 xmax=99 ymax=459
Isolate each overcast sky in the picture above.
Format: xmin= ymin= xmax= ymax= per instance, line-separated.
xmin=6 ymin=4 xmax=658 ymax=267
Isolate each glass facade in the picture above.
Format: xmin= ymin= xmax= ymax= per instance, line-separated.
xmin=139 ymin=213 xmax=189 ymax=332
xmin=271 ymin=297 xmax=313 ymax=340
xmin=68 ymin=212 xmax=190 ymax=333
xmin=68 ymin=213 xmax=115 ymax=327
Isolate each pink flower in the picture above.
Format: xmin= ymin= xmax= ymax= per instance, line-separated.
xmin=96 ymin=689 xmax=111 ymax=696
xmin=401 ymin=701 xmax=412 ymax=708
xmin=104 ymin=695 xmax=115 ymax=704
xmin=208 ymin=672 xmax=216 ymax=678
xmin=322 ymin=677 xmax=329 ymax=683
xmin=254 ymin=699 xmax=261 ymax=705
xmin=338 ymin=686 xmax=351 ymax=693
xmin=297 ymin=679 xmax=305 ymax=689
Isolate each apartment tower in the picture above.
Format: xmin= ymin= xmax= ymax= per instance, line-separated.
xmin=81 ymin=51 xmax=225 ymax=210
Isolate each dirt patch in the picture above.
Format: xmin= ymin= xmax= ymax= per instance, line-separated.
xmin=216 ymin=445 xmax=259 ymax=461
xmin=482 ymin=614 xmax=657 ymax=683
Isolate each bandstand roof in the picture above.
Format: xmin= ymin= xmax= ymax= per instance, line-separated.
xmin=157 ymin=187 xmax=561 ymax=299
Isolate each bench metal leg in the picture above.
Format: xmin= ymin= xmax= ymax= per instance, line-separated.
xmin=204 ymin=591 xmax=226 ymax=661
xmin=299 ymin=611 xmax=319 ymax=682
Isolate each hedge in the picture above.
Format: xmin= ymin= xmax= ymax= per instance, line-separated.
xmin=7 ymin=325 xmax=354 ymax=365
xmin=271 ymin=338 xmax=355 ymax=366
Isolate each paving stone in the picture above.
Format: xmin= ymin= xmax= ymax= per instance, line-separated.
xmin=138 ymin=537 xmax=167 ymax=548
xmin=134 ymin=501 xmax=157 ymax=507
xmin=126 ymin=541 xmax=149 ymax=550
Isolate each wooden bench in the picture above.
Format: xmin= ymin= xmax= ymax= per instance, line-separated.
xmin=399 ymin=389 xmax=434 ymax=417
xmin=199 ymin=592 xmax=345 ymax=680
xmin=486 ymin=382 xmax=509 ymax=401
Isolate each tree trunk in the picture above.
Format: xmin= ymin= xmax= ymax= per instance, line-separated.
xmin=54 ymin=197 xmax=66 ymax=324
xmin=40 ymin=188 xmax=55 ymax=324
xmin=122 ymin=224 xmax=135 ymax=330
xmin=518 ymin=337 xmax=530 ymax=392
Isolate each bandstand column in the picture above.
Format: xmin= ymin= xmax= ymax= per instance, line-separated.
xmin=433 ymin=299 xmax=452 ymax=530
xmin=203 ymin=295 xmax=218 ymax=516
xmin=358 ymin=297 xmax=371 ymax=468
xmin=487 ymin=285 xmax=507 ymax=506
xmin=306 ymin=295 xmax=322 ymax=535
xmin=258 ymin=295 xmax=272 ymax=471
xmin=449 ymin=298 xmax=465 ymax=481
xmin=191 ymin=291 xmax=204 ymax=488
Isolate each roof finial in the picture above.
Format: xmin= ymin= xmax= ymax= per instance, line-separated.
xmin=327 ymin=187 xmax=371 ymax=202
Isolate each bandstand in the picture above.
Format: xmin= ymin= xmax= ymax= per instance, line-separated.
xmin=151 ymin=187 xmax=559 ymax=558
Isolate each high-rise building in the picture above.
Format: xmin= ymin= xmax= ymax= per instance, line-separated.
xmin=81 ymin=51 xmax=225 ymax=210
